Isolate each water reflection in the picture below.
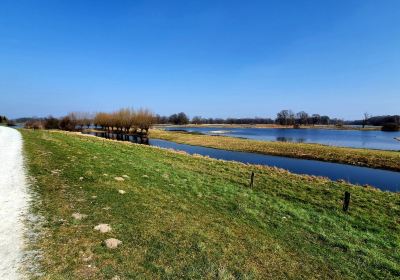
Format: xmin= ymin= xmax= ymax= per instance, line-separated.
xmin=86 ymin=132 xmax=149 ymax=144
xmin=276 ymin=136 xmax=306 ymax=143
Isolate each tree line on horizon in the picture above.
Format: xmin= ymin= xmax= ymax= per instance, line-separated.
xmin=154 ymin=111 xmax=400 ymax=130
xmin=155 ymin=110 xmax=347 ymax=126
xmin=20 ymin=110 xmax=400 ymax=131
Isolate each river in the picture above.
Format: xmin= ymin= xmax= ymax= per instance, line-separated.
xmin=84 ymin=132 xmax=400 ymax=192
xmin=166 ymin=127 xmax=400 ymax=151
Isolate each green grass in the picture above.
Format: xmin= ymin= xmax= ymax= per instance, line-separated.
xmin=21 ymin=129 xmax=400 ymax=279
xmin=150 ymin=129 xmax=400 ymax=171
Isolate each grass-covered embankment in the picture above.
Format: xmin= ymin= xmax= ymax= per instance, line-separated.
xmin=150 ymin=129 xmax=400 ymax=171
xmin=22 ymin=129 xmax=399 ymax=279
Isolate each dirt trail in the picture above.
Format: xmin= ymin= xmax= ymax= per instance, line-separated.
xmin=0 ymin=126 xmax=28 ymax=279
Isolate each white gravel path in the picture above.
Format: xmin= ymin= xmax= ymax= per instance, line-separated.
xmin=0 ymin=126 xmax=28 ymax=279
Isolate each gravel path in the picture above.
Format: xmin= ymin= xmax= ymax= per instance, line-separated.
xmin=0 ymin=127 xmax=28 ymax=279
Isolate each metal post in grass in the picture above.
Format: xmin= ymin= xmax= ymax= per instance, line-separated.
xmin=250 ymin=172 xmax=255 ymax=188
xmin=343 ymin=191 xmax=350 ymax=211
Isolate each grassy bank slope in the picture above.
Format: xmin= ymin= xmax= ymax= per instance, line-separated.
xmin=150 ymin=130 xmax=400 ymax=171
xmin=22 ymin=130 xmax=399 ymax=279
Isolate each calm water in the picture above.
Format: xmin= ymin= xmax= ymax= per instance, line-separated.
xmin=150 ymin=139 xmax=400 ymax=192
xmin=166 ymin=127 xmax=400 ymax=151
xmin=84 ymin=132 xmax=400 ymax=191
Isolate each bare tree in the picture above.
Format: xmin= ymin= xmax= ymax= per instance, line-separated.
xmin=362 ymin=112 xmax=371 ymax=128
xmin=277 ymin=110 xmax=296 ymax=125
xmin=296 ymin=111 xmax=309 ymax=126
xmin=92 ymin=108 xmax=154 ymax=135
xmin=311 ymin=114 xmax=321 ymax=125
xmin=134 ymin=108 xmax=155 ymax=133
xmin=191 ymin=116 xmax=202 ymax=125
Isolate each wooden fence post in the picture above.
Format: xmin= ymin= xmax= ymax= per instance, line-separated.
xmin=249 ymin=172 xmax=255 ymax=188
xmin=343 ymin=191 xmax=350 ymax=211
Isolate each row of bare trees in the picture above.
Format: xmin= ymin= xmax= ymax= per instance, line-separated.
xmin=275 ymin=110 xmax=333 ymax=126
xmin=93 ymin=108 xmax=155 ymax=134
xmin=25 ymin=108 xmax=155 ymax=135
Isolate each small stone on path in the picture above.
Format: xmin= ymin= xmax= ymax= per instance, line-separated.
xmin=114 ymin=177 xmax=125 ymax=181
xmin=94 ymin=224 xmax=112 ymax=233
xmin=104 ymin=238 xmax=122 ymax=249
xmin=72 ymin=213 xmax=87 ymax=220
xmin=118 ymin=190 xmax=126 ymax=194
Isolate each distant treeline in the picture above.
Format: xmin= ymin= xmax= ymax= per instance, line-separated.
xmin=350 ymin=115 xmax=400 ymax=126
xmin=17 ymin=111 xmax=400 ymax=132
xmin=156 ymin=112 xmax=276 ymax=125
xmin=154 ymin=111 xmax=399 ymax=131
xmin=155 ymin=111 xmax=343 ymax=126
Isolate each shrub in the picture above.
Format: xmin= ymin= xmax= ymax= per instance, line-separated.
xmin=59 ymin=116 xmax=77 ymax=131
xmin=24 ymin=120 xmax=43 ymax=129
xmin=44 ymin=116 xmax=60 ymax=129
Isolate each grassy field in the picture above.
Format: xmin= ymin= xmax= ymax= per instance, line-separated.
xmin=21 ymin=129 xmax=399 ymax=279
xmin=150 ymin=129 xmax=400 ymax=171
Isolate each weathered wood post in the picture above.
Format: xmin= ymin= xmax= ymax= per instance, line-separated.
xmin=250 ymin=172 xmax=255 ymax=188
xmin=343 ymin=191 xmax=350 ymax=211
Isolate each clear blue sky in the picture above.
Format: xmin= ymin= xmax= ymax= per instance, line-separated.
xmin=1 ymin=0 xmax=399 ymax=120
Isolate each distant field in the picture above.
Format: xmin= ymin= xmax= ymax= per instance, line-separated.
xmin=150 ymin=129 xmax=400 ymax=171
xmin=22 ymin=130 xmax=399 ymax=279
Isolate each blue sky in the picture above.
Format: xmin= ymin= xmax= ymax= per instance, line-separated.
xmin=1 ymin=0 xmax=399 ymax=119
